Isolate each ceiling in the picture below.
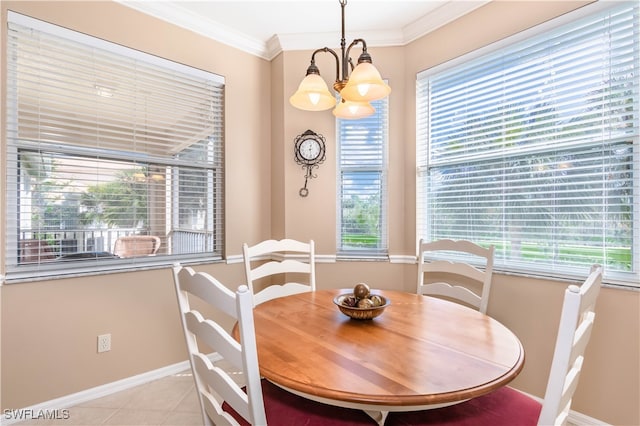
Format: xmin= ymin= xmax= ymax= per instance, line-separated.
xmin=117 ymin=0 xmax=491 ymax=60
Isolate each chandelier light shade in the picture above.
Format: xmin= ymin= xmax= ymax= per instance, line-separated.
xmin=289 ymin=74 xmax=336 ymax=111
xmin=340 ymin=62 xmax=391 ymax=102
xmin=289 ymin=0 xmax=391 ymax=119
xmin=332 ymin=99 xmax=375 ymax=119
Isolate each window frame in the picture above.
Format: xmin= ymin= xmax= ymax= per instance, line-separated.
xmin=336 ymin=95 xmax=389 ymax=258
xmin=4 ymin=12 xmax=225 ymax=282
xmin=416 ymin=1 xmax=639 ymax=287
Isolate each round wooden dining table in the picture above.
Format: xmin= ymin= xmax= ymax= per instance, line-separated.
xmin=247 ymin=289 xmax=525 ymax=424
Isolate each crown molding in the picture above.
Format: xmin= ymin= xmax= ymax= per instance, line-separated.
xmin=116 ymin=1 xmax=270 ymax=59
xmin=273 ymin=28 xmax=405 ymax=58
xmin=117 ymin=1 xmax=491 ymax=61
xmin=403 ymin=0 xmax=491 ymax=44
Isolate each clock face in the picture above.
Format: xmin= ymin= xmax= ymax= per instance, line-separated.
xmin=299 ymin=138 xmax=321 ymax=161
xmin=294 ymin=129 xmax=326 ymax=168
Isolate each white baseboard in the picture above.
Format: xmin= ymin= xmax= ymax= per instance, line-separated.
xmin=1 ymin=359 xmax=197 ymax=426
xmin=568 ymin=409 xmax=612 ymax=426
xmin=389 ymin=255 xmax=417 ymax=264
xmin=228 ymin=253 xmax=339 ymax=263
xmin=514 ymin=389 xmax=610 ymax=426
xmin=225 ymin=254 xmax=243 ymax=264
xmin=227 ymin=253 xmax=416 ymax=264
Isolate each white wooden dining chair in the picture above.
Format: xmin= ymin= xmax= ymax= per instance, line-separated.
xmin=388 ymin=264 xmax=603 ymax=426
xmin=172 ymin=264 xmax=265 ymax=426
xmin=537 ymin=264 xmax=602 ymax=425
xmin=417 ymin=238 xmax=495 ymax=314
xmin=242 ymin=238 xmax=316 ymax=306
xmin=172 ymin=264 xmax=373 ymax=426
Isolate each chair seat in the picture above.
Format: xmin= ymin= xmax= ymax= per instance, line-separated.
xmin=385 ymin=387 xmax=542 ymax=426
xmin=224 ymin=382 xmax=541 ymax=426
xmin=224 ymin=379 xmax=375 ymax=425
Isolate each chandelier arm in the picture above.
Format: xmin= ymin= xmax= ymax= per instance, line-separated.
xmin=310 ymin=47 xmax=340 ymax=85
xmin=347 ymin=38 xmax=367 ymax=53
xmin=344 ymin=38 xmax=366 ymax=78
xmin=347 ymin=38 xmax=373 ymax=65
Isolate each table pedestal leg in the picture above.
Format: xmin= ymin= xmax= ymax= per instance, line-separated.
xmin=364 ymin=410 xmax=389 ymax=426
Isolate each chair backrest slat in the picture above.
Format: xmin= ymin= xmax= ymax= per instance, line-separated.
xmin=179 ymin=269 xmax=237 ymax=318
xmin=417 ymin=238 xmax=494 ymax=314
xmin=184 ymin=311 xmax=242 ymax=368
xmin=556 ymin=356 xmax=584 ymax=419
xmin=243 ymin=239 xmax=316 ymax=306
xmin=421 ymin=260 xmax=487 ymax=283
xmin=568 ymin=312 xmax=595 ymax=369
xmin=250 ymin=259 xmax=312 ymax=280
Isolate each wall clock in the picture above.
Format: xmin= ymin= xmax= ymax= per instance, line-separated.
xmin=294 ymin=129 xmax=326 ymax=197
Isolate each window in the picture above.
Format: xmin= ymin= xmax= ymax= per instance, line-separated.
xmin=337 ymin=96 xmax=389 ymax=257
xmin=417 ymin=3 xmax=638 ymax=286
xmin=5 ymin=12 xmax=224 ymax=280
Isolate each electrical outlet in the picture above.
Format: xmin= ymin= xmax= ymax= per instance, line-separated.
xmin=97 ymin=334 xmax=111 ymax=353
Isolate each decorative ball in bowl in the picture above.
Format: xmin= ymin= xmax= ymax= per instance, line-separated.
xmin=334 ymin=283 xmax=390 ymax=320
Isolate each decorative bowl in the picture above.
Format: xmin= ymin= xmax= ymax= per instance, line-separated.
xmin=333 ymin=293 xmax=390 ymax=320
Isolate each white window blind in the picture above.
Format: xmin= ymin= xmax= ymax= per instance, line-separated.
xmin=416 ymin=3 xmax=638 ymax=286
xmin=5 ymin=12 xmax=225 ymax=280
xmin=337 ymin=96 xmax=389 ymax=256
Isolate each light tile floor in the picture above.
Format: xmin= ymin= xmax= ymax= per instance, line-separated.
xmin=12 ymin=365 xmax=580 ymax=426
xmin=14 ymin=370 xmax=205 ymax=426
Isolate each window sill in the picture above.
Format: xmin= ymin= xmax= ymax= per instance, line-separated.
xmin=2 ymin=256 xmax=225 ymax=284
xmin=336 ymin=253 xmax=389 ymax=262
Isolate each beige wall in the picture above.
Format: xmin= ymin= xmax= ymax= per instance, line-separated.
xmin=0 ymin=0 xmax=271 ymax=409
xmin=1 ymin=1 xmax=638 ymax=425
xmin=398 ymin=2 xmax=639 ymax=424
